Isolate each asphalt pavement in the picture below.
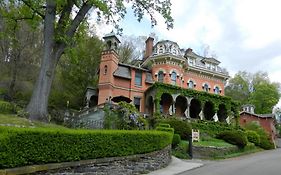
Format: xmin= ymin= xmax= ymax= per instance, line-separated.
xmin=177 ymin=148 xmax=281 ymax=175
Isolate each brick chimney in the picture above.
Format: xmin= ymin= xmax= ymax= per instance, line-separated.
xmin=186 ymin=48 xmax=193 ymax=53
xmin=143 ymin=37 xmax=154 ymax=61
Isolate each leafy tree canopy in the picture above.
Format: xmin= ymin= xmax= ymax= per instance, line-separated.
xmin=225 ymin=71 xmax=280 ymax=114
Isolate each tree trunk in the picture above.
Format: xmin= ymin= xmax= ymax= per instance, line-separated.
xmin=26 ymin=0 xmax=56 ymax=121
xmin=26 ymin=0 xmax=92 ymax=121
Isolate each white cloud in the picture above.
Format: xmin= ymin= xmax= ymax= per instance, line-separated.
xmin=89 ymin=0 xmax=281 ymax=89
xmin=234 ymin=0 xmax=281 ymax=49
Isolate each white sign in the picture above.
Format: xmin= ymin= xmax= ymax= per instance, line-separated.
xmin=192 ymin=129 xmax=200 ymax=142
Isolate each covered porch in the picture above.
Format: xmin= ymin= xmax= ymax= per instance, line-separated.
xmin=144 ymin=83 xmax=238 ymax=123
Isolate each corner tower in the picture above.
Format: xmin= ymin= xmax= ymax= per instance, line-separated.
xmin=98 ymin=32 xmax=120 ymax=105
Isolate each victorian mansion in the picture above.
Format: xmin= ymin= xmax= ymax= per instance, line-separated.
xmin=86 ymin=32 xmax=232 ymax=121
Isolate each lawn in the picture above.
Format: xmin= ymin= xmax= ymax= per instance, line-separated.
xmin=193 ymin=138 xmax=234 ymax=147
xmin=0 ymin=114 xmax=67 ymax=129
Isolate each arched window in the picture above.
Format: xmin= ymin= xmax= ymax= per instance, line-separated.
xmin=158 ymin=71 xmax=164 ymax=82
xmin=104 ymin=65 xmax=108 ymax=75
xmin=203 ymin=83 xmax=209 ymax=92
xmin=188 ymin=80 xmax=194 ymax=89
xmin=214 ymin=86 xmax=220 ymax=94
xmin=171 ymin=71 xmax=177 ymax=85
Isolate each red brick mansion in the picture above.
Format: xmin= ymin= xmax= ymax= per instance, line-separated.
xmin=86 ymin=32 xmax=232 ymax=121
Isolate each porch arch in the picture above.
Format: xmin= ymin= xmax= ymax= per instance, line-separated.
xmin=189 ymin=98 xmax=201 ymax=119
xmin=160 ymin=93 xmax=173 ymax=115
xmin=175 ymin=95 xmax=187 ymax=117
xmin=204 ymin=101 xmax=215 ymax=121
xmin=218 ymin=104 xmax=227 ymax=122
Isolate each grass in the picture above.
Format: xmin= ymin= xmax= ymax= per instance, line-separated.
xmin=172 ymin=140 xmax=190 ymax=159
xmin=193 ymin=138 xmax=234 ymax=147
xmin=215 ymin=144 xmax=264 ymax=159
xmin=0 ymin=114 xmax=67 ymax=129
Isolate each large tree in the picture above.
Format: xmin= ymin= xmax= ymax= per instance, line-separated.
xmin=3 ymin=0 xmax=173 ymax=121
xmin=225 ymin=71 xmax=250 ymax=105
xmin=249 ymin=83 xmax=280 ymax=114
xmin=225 ymin=71 xmax=280 ymax=114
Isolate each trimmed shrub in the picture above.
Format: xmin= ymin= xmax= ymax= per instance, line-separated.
xmin=0 ymin=127 xmax=173 ymax=169
xmin=216 ymin=130 xmax=248 ymax=148
xmin=191 ymin=120 xmax=240 ymax=137
xmin=156 ymin=126 xmax=174 ymax=134
xmin=245 ymin=130 xmax=260 ymax=146
xmin=158 ymin=123 xmax=171 ymax=128
xmin=159 ymin=119 xmax=192 ymax=140
xmin=172 ymin=134 xmax=181 ymax=148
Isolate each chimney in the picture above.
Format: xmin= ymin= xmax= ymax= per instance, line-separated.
xmin=186 ymin=48 xmax=193 ymax=53
xmin=143 ymin=37 xmax=154 ymax=61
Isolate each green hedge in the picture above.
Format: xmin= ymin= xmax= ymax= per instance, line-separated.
xmin=156 ymin=126 xmax=174 ymax=133
xmin=0 ymin=127 xmax=173 ymax=169
xmin=191 ymin=120 xmax=239 ymax=136
xmin=172 ymin=134 xmax=181 ymax=148
xmin=216 ymin=130 xmax=248 ymax=148
xmin=158 ymin=119 xmax=192 ymax=140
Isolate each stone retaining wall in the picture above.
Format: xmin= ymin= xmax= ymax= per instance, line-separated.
xmin=0 ymin=146 xmax=171 ymax=175
xmin=193 ymin=145 xmax=238 ymax=159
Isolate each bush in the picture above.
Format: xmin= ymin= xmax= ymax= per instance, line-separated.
xmin=156 ymin=126 xmax=174 ymax=134
xmin=245 ymin=130 xmax=260 ymax=146
xmin=159 ymin=118 xmax=192 ymax=140
xmin=172 ymin=141 xmax=189 ymax=159
xmin=191 ymin=120 xmax=240 ymax=137
xmin=216 ymin=130 xmax=248 ymax=148
xmin=259 ymin=135 xmax=275 ymax=150
xmin=243 ymin=122 xmax=275 ymax=150
xmin=103 ymin=102 xmax=148 ymax=130
xmin=0 ymin=100 xmax=17 ymax=114
xmin=0 ymin=127 xmax=173 ymax=169
xmin=158 ymin=123 xmax=171 ymax=128
xmin=172 ymin=134 xmax=181 ymax=148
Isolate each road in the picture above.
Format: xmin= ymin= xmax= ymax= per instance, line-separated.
xmin=179 ymin=148 xmax=281 ymax=175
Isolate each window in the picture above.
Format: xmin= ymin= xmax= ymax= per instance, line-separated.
xmin=104 ymin=65 xmax=108 ymax=75
xmin=188 ymin=80 xmax=194 ymax=89
xmin=203 ymin=83 xmax=209 ymax=92
xmin=171 ymin=71 xmax=177 ymax=85
xmin=135 ymin=70 xmax=142 ymax=86
xmin=158 ymin=44 xmax=165 ymax=54
xmin=134 ymin=97 xmax=141 ymax=111
xmin=158 ymin=71 xmax=164 ymax=82
xmin=188 ymin=58 xmax=194 ymax=65
xmin=214 ymin=86 xmax=220 ymax=94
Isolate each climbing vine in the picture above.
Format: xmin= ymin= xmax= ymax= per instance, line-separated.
xmin=147 ymin=82 xmax=240 ymax=117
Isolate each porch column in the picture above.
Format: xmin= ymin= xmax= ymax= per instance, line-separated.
xmin=185 ymin=97 xmax=192 ymax=118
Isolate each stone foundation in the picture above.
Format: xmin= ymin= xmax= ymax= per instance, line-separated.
xmin=22 ymin=146 xmax=171 ymax=175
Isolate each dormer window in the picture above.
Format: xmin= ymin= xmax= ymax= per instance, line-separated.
xmin=158 ymin=71 xmax=164 ymax=82
xmin=171 ymin=71 xmax=177 ymax=85
xmin=158 ymin=44 xmax=165 ymax=54
xmin=188 ymin=58 xmax=194 ymax=65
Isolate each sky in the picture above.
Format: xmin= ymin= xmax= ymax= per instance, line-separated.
xmin=92 ymin=0 xmax=281 ymax=107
